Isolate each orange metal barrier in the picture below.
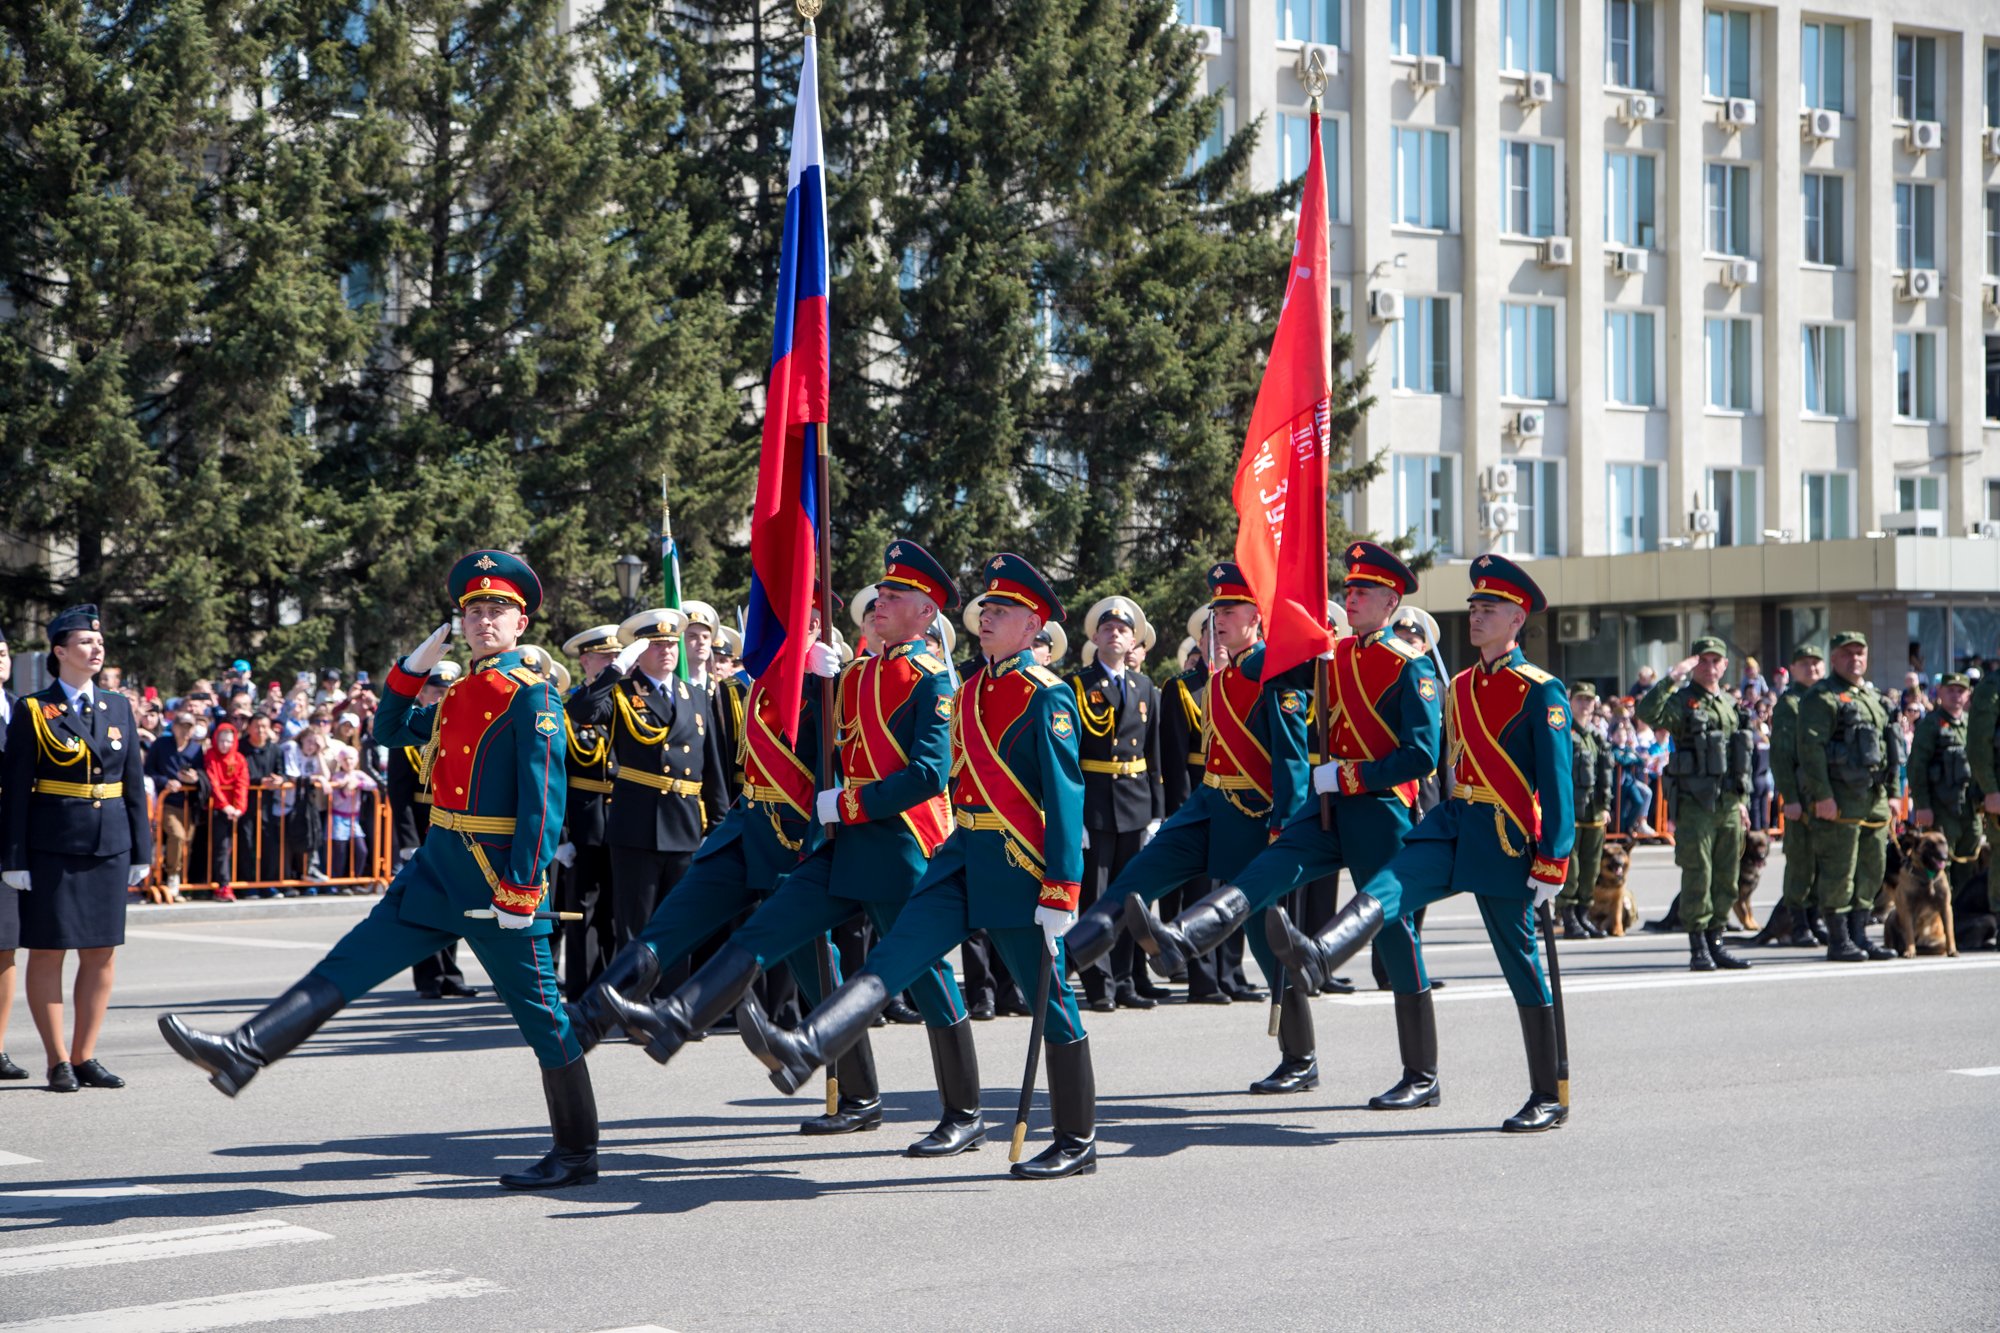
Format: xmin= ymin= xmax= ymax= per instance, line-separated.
xmin=140 ymin=782 xmax=393 ymax=898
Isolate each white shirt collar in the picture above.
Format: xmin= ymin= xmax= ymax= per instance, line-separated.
xmin=59 ymin=678 xmax=93 ymax=712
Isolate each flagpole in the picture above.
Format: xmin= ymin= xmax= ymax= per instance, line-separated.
xmin=1303 ymin=53 xmax=1335 ymax=837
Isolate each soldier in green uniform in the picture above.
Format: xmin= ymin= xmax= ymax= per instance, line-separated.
xmin=1557 ymin=683 xmax=1614 ymax=939
xmin=1798 ymin=631 xmax=1899 ymax=963
xmin=1765 ymin=642 xmax=1827 ymax=947
xmin=1637 ymin=637 xmax=1753 ymax=971
xmin=1908 ymin=672 xmax=1980 ymax=901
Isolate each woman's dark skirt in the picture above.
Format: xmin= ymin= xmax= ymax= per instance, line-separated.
xmin=17 ymin=851 xmax=127 ymax=950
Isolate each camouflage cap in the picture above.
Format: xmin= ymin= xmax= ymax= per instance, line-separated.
xmin=1829 ymin=630 xmax=1868 ymax=650
xmin=1691 ymin=636 xmax=1727 ymax=657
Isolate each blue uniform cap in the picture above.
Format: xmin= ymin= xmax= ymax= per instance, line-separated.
xmin=47 ymin=604 xmax=101 ymax=642
xmin=448 ymin=550 xmax=543 ymax=616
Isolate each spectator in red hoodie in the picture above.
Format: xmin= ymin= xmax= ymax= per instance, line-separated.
xmin=204 ymin=722 xmax=249 ymax=902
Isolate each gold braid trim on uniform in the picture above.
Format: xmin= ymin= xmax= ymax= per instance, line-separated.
xmin=613 ymin=685 xmax=673 ymax=747
xmin=1070 ymin=674 xmax=1116 ymax=739
xmin=564 ymin=714 xmax=606 ymax=767
xmin=28 ymin=705 xmax=88 ymax=770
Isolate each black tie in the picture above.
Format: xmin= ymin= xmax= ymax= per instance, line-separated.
xmin=81 ymin=692 xmax=97 ymax=736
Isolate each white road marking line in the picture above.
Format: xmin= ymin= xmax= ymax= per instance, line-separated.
xmin=123 ymin=929 xmax=323 ymax=951
xmin=0 ymin=1153 xmax=38 ymax=1168
xmin=1950 ymin=1066 xmax=2000 ymax=1077
xmin=0 ymin=1219 xmax=329 ymax=1276
xmin=588 ymin=1327 xmax=680 ymax=1332
xmin=0 ymin=1269 xmax=501 ymax=1332
xmin=0 ymin=1186 xmax=166 ymax=1217
xmin=1322 ymin=955 xmax=2000 ymax=1005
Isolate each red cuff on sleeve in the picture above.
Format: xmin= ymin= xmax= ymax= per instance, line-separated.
xmin=492 ymin=881 xmax=544 ymax=915
xmin=386 ymin=662 xmax=428 ymax=698
xmin=1038 ymin=880 xmax=1081 ymax=913
xmin=1337 ymin=761 xmax=1366 ymax=796
xmin=839 ymin=788 xmax=869 ymax=825
xmin=1529 ymin=855 xmax=1568 ymax=886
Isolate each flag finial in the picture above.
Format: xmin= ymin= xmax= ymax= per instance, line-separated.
xmin=797 ymin=0 xmax=821 ymax=33
xmin=1300 ymin=47 xmax=1329 ymax=111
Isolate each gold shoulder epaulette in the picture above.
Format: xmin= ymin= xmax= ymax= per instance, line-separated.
xmin=508 ymin=666 xmax=543 ymax=688
xmin=1375 ymin=634 xmax=1420 ymax=661
xmin=912 ymin=652 xmax=945 ymax=674
xmin=1026 ymin=665 xmax=1064 ymax=689
xmin=1513 ymin=663 xmax=1556 ymax=685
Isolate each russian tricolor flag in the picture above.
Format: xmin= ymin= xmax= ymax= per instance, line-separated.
xmin=743 ymin=33 xmax=829 ymax=743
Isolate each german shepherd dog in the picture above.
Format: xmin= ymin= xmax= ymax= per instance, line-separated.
xmin=1882 ymin=830 xmax=1955 ymax=957
xmin=1732 ymin=829 xmax=1771 ymax=931
xmin=1586 ymin=843 xmax=1638 ymax=936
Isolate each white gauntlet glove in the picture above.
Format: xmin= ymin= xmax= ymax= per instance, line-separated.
xmin=495 ymin=907 xmax=533 ymax=930
xmin=1531 ymin=877 xmax=1559 ymax=911
xmin=807 ymin=642 xmax=841 ymax=679
xmin=815 ymin=789 xmax=843 ymax=825
xmin=552 ymin=842 xmax=577 ymax=868
xmin=127 ymin=864 xmax=152 ymax=888
xmin=4 ymin=870 xmax=31 ymax=892
xmin=1034 ymin=906 xmax=1075 ymax=957
xmin=404 ymin=622 xmax=453 ymax=676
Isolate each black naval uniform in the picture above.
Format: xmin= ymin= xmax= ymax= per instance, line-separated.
xmin=706 ymin=671 xmax=746 ymax=805
xmin=556 ymin=694 xmax=616 ymax=999
xmin=386 ymin=743 xmax=470 ymax=998
xmin=1071 ymin=657 xmax=1164 ymax=1007
xmin=1157 ymin=663 xmax=1228 ymax=999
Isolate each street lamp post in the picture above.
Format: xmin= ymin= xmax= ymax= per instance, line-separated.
xmin=613 ymin=553 xmax=645 ymax=617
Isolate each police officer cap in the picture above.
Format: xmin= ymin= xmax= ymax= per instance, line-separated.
xmin=1829 ymin=630 xmax=1867 ymax=650
xmin=1691 ymin=636 xmax=1728 ymax=657
xmin=1790 ymin=640 xmax=1825 ymax=663
xmin=1341 ymin=540 xmax=1418 ymax=597
xmin=680 ymin=601 xmax=722 ymax=634
xmin=563 ymin=624 xmax=624 ymax=657
xmin=449 ymin=551 xmax=542 ymax=615
xmin=48 ymin=604 xmax=101 ymax=641
xmin=618 ymin=608 xmax=684 ymax=644
xmin=1466 ymin=553 xmax=1546 ymax=614
xmin=1939 ymin=672 xmax=1970 ymax=689
xmin=427 ymin=660 xmax=463 ymax=687
xmin=1083 ymin=596 xmax=1146 ymax=640
xmin=1034 ymin=621 xmax=1069 ymax=666
xmin=879 ymin=540 xmax=960 ymax=611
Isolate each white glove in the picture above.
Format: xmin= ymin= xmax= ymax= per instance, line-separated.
xmin=1080 ymin=827 xmax=1090 ymax=851
xmin=815 ymin=789 xmax=843 ymax=825
xmin=404 ymin=622 xmax=452 ymax=676
xmin=3 ymin=869 xmax=29 ymax=892
xmin=494 ymin=907 xmax=533 ymax=930
xmin=1142 ymin=819 xmax=1161 ymax=846
xmin=807 ymin=642 xmax=841 ymax=678
xmin=1311 ymin=761 xmax=1344 ymax=795
xmin=127 ymin=865 xmax=151 ymax=888
xmin=1034 ymin=906 xmax=1076 ymax=958
xmin=613 ymin=637 xmax=649 ymax=674
xmin=552 ymin=842 xmax=577 ymax=868
xmin=1531 ymin=878 xmax=1559 ymax=910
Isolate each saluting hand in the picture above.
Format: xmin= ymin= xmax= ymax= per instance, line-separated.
xmin=404 ymin=622 xmax=453 ymax=676
xmin=612 ymin=637 xmax=649 ymax=675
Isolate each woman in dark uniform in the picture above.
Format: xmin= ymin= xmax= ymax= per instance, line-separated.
xmin=1 ymin=605 xmax=153 ymax=1091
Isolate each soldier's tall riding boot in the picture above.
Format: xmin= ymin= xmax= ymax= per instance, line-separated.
xmin=801 ymin=1032 xmax=884 ymax=1135
xmin=566 ymin=943 xmax=661 ymax=1053
xmin=1687 ymin=929 xmax=1717 ymax=972
xmin=1249 ymin=983 xmax=1318 ymax=1094
xmin=1849 ymin=907 xmax=1896 ymax=961
xmin=1126 ymin=885 xmax=1249 ymax=979
xmin=907 ymin=1018 xmax=987 ymax=1158
xmin=1822 ymin=909 xmax=1867 ymax=962
xmin=1265 ymin=892 xmax=1385 ymax=994
xmin=1369 ymin=989 xmax=1440 ymax=1110
xmin=604 ymin=944 xmax=758 ymax=1065
xmin=1706 ymin=928 xmax=1751 ymax=969
xmin=1500 ymin=1005 xmax=1567 ymax=1133
xmin=739 ymin=974 xmax=891 ymax=1095
xmin=1805 ymin=905 xmax=1830 ymax=945
xmin=1011 ymin=1037 xmax=1096 ymax=1180
xmin=1062 ymin=897 xmax=1123 ymax=971
xmin=499 ymin=1054 xmax=598 ymax=1190
xmin=158 ymin=974 xmax=345 ymax=1097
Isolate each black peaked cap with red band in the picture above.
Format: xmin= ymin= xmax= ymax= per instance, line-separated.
xmin=1341 ymin=540 xmax=1418 ymax=597
xmin=1466 ymin=552 xmax=1547 ymax=614
xmin=1206 ymin=561 xmax=1256 ymax=608
xmin=878 ymin=539 xmax=960 ymax=611
xmin=979 ymin=553 xmax=1064 ymax=623
xmin=449 ymin=550 xmax=543 ymax=616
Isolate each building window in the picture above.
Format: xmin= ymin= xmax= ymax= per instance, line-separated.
xmin=1895 ymin=331 xmax=1939 ymax=421
xmin=1395 ymin=296 xmax=1451 ymax=394
xmin=1801 ymin=173 xmax=1844 ymax=267
xmin=1704 ymin=9 xmax=1750 ymax=101
xmin=1988 ymin=46 xmax=2000 ymax=129
xmin=1987 ymin=478 xmax=2000 ymax=521
xmin=1500 ymin=0 xmax=1556 ymax=75
xmin=1500 ymin=140 xmax=1556 ymax=238
xmin=1895 ymin=33 xmax=1938 ymax=123
xmin=1985 ymin=191 xmax=1999 ymax=276
xmin=1803 ymin=472 xmax=1854 ymax=541
xmin=1705 ymin=318 xmax=1753 ymax=412
xmin=1190 ymin=102 xmax=1228 ymax=173
xmin=1391 ymin=0 xmax=1451 ymax=60
xmin=1605 ymin=152 xmax=1656 ymax=249
xmin=1896 ymin=476 xmax=1944 ymax=535
xmin=1606 ymin=310 xmax=1655 ymax=406
xmin=1505 ymin=459 xmax=1561 ymax=557
xmin=1278 ymin=112 xmax=1339 ymax=221
xmin=1987 ymin=335 xmax=2000 ymax=422
xmin=1394 ymin=454 xmax=1457 ymax=556
xmin=1801 ymin=22 xmax=1845 ymax=114
xmin=1501 ymin=303 xmax=1556 ymax=401
xmin=1608 ymin=462 xmax=1662 ymax=554
xmin=1802 ymin=325 xmax=1848 ymax=418
xmin=341 ymin=260 xmax=378 ymax=311
xmin=1707 ymin=468 xmax=1759 ymax=546
xmin=1896 ymin=182 xmax=1937 ymax=271
xmin=1393 ymin=127 xmax=1450 ymax=229
xmin=1181 ymin=0 xmax=1227 ymax=26
xmin=1605 ymin=0 xmax=1653 ymax=90
xmin=1705 ymin=163 xmax=1750 ymax=256
xmin=1276 ymin=0 xmax=1340 ymax=45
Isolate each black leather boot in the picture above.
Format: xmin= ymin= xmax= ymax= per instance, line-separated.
xmin=1061 ymin=897 xmax=1122 ymax=971
xmin=908 ymin=1018 xmax=986 ymax=1158
xmin=1805 ymin=907 xmax=1830 ymax=945
xmin=1011 ymin=1036 xmax=1096 ymax=1180
xmin=739 ymin=974 xmax=890 ymax=1095
xmin=1687 ymin=930 xmax=1716 ymax=972
xmin=608 ymin=944 xmax=758 ymax=1066
xmin=158 ymin=974 xmax=345 ymax=1097
xmin=565 ymin=943 xmax=661 ymax=1053
xmin=1823 ymin=909 xmax=1867 ymax=962
xmin=1266 ymin=892 xmax=1384 ymax=994
xmin=1369 ymin=989 xmax=1440 ymax=1110
xmin=1559 ymin=904 xmax=1588 ymax=939
xmin=1784 ymin=903 xmax=1819 ymax=947
xmin=1706 ymin=928 xmax=1751 ymax=970
xmin=1850 ymin=907 xmax=1895 ymax=961
xmin=1249 ymin=984 xmax=1318 ymax=1094
xmin=1501 ymin=1005 xmax=1567 ymax=1133
xmin=1125 ymin=885 xmax=1249 ymax=979
xmin=800 ymin=1032 xmax=884 ymax=1134
xmin=499 ymin=1055 xmax=598 ymax=1190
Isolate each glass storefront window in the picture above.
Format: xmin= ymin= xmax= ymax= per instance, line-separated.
xmin=1907 ymin=606 xmax=1946 ymax=684
xmin=1951 ymin=605 xmax=2000 ymax=673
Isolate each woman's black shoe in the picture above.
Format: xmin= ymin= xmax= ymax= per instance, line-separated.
xmin=74 ymin=1059 xmax=125 ymax=1089
xmin=46 ymin=1062 xmax=79 ymax=1093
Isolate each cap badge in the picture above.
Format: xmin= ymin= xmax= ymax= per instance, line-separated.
xmin=480 ymin=576 xmax=492 ymax=589
xmin=474 ymin=554 xmax=498 ymax=571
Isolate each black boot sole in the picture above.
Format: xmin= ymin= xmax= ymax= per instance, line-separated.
xmin=157 ymin=1016 xmax=256 ymax=1099
xmin=498 ymin=1162 xmax=599 ymax=1190
xmin=1121 ymin=897 xmax=1184 ymax=977
xmin=738 ymin=1012 xmax=813 ymax=1095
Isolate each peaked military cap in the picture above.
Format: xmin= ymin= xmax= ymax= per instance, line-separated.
xmin=427 ymin=659 xmax=464 ymax=687
xmin=925 ymin=613 xmax=956 ymax=659
xmin=48 ymin=604 xmax=101 ymax=640
xmin=850 ymin=584 xmax=879 ymax=629
xmin=563 ymin=624 xmax=624 ymax=657
xmin=1206 ymin=561 xmax=1256 ymax=608
xmin=1830 ymin=630 xmax=1867 ymax=650
xmin=980 ymin=553 xmax=1065 ymax=623
xmin=450 ymin=550 xmax=542 ymax=614
xmin=1341 ymin=540 xmax=1418 ymax=596
xmin=879 ymin=539 xmax=959 ymax=611
xmin=1467 ymin=552 xmax=1547 ymax=614
xmin=1940 ymin=672 xmax=1970 ymax=688
xmin=1790 ymin=640 xmax=1825 ymax=663
xmin=1035 ymin=621 xmax=1069 ymax=666
xmin=716 ymin=625 xmax=744 ymax=658
xmin=680 ymin=600 xmax=722 ymax=634
xmin=1570 ymin=681 xmax=1598 ymax=698
xmin=1691 ymin=636 xmax=1728 ymax=657
xmin=619 ymin=608 xmax=685 ymax=644
xmin=1083 ymin=596 xmax=1146 ymax=640
xmin=515 ymin=645 xmax=569 ymax=694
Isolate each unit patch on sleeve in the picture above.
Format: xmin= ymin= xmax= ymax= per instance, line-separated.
xmin=1546 ymin=706 xmax=1567 ymax=730
xmin=1417 ymin=677 xmax=1438 ymax=702
xmin=536 ymin=712 xmax=560 ymax=736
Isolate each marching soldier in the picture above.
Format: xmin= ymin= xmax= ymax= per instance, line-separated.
xmin=160 ymin=552 xmax=597 ymax=1189
xmin=1965 ymin=655 xmax=2000 ymax=922
xmin=601 ymin=541 xmax=984 ymax=1155
xmin=1270 ymin=554 xmax=1576 ymax=1132
xmin=1799 ymin=632 xmax=1899 ymax=963
xmin=576 ymin=608 xmax=730 ymax=973
xmin=387 ymin=661 xmax=479 ymax=1000
xmin=683 ymin=601 xmax=745 ymax=801
xmin=1637 ymin=638 xmax=1754 ymax=972
xmin=556 ymin=626 xmax=622 ymax=997
xmin=1556 ymin=683 xmax=1614 ymax=939
xmin=1764 ymin=642 xmax=1827 ymax=947
xmin=737 ymin=553 xmax=1100 ymax=1181
xmin=1062 ymin=562 xmax=1314 ymax=1093
xmin=1070 ymin=596 xmax=1165 ymax=1012
xmin=1156 ymin=619 xmax=1228 ymax=1003
xmin=1908 ymin=672 xmax=1980 ymax=902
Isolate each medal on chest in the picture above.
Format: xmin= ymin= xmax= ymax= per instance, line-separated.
xmin=107 ymin=725 xmax=122 ymax=751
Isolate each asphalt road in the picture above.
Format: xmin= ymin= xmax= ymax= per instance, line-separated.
xmin=1 ymin=846 xmax=1995 ymax=1332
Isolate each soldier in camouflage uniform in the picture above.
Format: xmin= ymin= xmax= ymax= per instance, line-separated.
xmin=1798 ymin=631 xmax=1899 ymax=963
xmin=1557 ymin=683 xmax=1615 ymax=939
xmin=1766 ymin=642 xmax=1826 ymax=947
xmin=1908 ymin=672 xmax=1981 ymax=902
xmin=1965 ymin=661 xmax=2000 ymax=918
xmin=1638 ymin=637 xmax=1754 ymax=971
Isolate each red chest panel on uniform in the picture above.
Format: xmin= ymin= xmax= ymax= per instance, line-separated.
xmin=952 ymin=667 xmax=1038 ymax=809
xmin=429 ymin=669 xmax=519 ymax=811
xmin=840 ymin=654 xmax=921 ymax=783
xmin=743 ymin=681 xmax=813 ymax=809
xmin=1203 ymin=664 xmax=1270 ymax=787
